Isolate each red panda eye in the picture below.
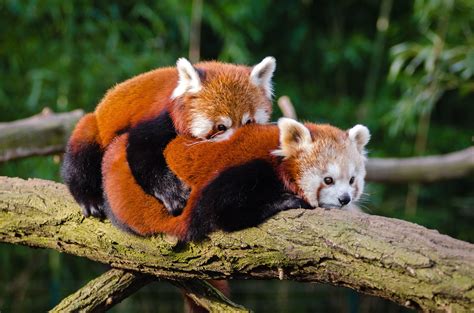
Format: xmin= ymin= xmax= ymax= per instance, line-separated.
xmin=349 ymin=177 xmax=355 ymax=185
xmin=324 ymin=177 xmax=334 ymax=185
xmin=217 ymin=124 xmax=227 ymax=132
xmin=246 ymin=119 xmax=254 ymax=125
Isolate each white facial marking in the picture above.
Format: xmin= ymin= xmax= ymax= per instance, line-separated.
xmin=297 ymin=146 xmax=367 ymax=210
xmin=211 ymin=128 xmax=235 ymax=141
xmin=299 ymin=168 xmax=321 ymax=207
xmin=348 ymin=163 xmax=356 ymax=176
xmin=326 ymin=163 xmax=341 ymax=179
xmin=190 ymin=114 xmax=213 ymax=139
xmin=241 ymin=112 xmax=251 ymax=125
xmin=318 ymin=159 xmax=362 ymax=210
xmin=218 ymin=116 xmax=232 ymax=128
xmin=250 ymin=56 xmax=276 ymax=98
xmin=254 ymin=107 xmax=270 ymax=124
xmin=171 ymin=58 xmax=202 ymax=99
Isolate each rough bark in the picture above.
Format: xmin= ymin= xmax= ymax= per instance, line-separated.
xmin=366 ymin=147 xmax=474 ymax=183
xmin=172 ymin=280 xmax=249 ymax=313
xmin=50 ymin=269 xmax=244 ymax=313
xmin=0 ymin=110 xmax=83 ymax=162
xmin=50 ymin=269 xmax=152 ymax=312
xmin=0 ymin=177 xmax=473 ymax=312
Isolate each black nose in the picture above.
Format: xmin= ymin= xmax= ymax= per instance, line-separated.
xmin=338 ymin=193 xmax=351 ymax=206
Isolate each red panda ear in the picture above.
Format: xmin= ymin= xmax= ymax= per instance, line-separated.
xmin=272 ymin=118 xmax=312 ymax=158
xmin=348 ymin=124 xmax=370 ymax=153
xmin=171 ymin=58 xmax=202 ymax=99
xmin=250 ymin=56 xmax=276 ymax=99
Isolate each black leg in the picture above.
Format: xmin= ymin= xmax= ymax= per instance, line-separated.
xmin=127 ymin=111 xmax=190 ymax=216
xmin=260 ymin=192 xmax=313 ymax=220
xmin=62 ymin=142 xmax=105 ymax=218
xmin=186 ymin=159 xmax=311 ymax=241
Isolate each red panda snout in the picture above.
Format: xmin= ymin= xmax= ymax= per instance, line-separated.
xmin=338 ymin=193 xmax=351 ymax=206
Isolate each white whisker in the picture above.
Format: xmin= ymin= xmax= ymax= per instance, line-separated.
xmin=185 ymin=140 xmax=209 ymax=147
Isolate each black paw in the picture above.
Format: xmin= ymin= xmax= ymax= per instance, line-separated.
xmin=279 ymin=193 xmax=313 ymax=211
xmin=80 ymin=200 xmax=105 ymax=218
xmin=154 ymin=183 xmax=190 ymax=216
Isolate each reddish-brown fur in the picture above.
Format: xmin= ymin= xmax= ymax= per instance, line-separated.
xmin=102 ymin=122 xmax=348 ymax=239
xmin=69 ymin=61 xmax=270 ymax=150
xmin=102 ymin=121 xmax=361 ymax=312
xmin=103 ymin=124 xmax=281 ymax=239
xmin=102 ymin=133 xmax=192 ymax=238
xmin=68 ymin=113 xmax=102 ymax=153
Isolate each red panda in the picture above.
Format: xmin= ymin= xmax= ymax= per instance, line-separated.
xmin=61 ymin=57 xmax=276 ymax=218
xmin=101 ymin=118 xmax=370 ymax=241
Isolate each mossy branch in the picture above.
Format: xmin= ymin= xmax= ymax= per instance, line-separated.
xmin=0 ymin=176 xmax=473 ymax=312
xmin=50 ymin=269 xmax=152 ymax=312
xmin=50 ymin=269 xmax=245 ymax=313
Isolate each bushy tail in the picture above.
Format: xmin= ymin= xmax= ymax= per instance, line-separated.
xmin=102 ymin=133 xmax=194 ymax=239
xmin=62 ymin=113 xmax=105 ymax=217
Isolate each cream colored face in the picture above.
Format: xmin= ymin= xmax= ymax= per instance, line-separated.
xmin=274 ymin=118 xmax=370 ymax=209
xmin=298 ymin=145 xmax=366 ymax=209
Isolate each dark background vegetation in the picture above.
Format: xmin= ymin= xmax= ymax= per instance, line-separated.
xmin=0 ymin=0 xmax=472 ymax=312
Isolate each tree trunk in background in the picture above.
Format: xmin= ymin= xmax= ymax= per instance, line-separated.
xmin=189 ymin=0 xmax=203 ymax=63
xmin=358 ymin=0 xmax=393 ymax=121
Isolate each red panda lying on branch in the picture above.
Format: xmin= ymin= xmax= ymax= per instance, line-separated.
xmin=102 ymin=116 xmax=370 ymax=242
xmin=61 ymin=57 xmax=276 ymax=219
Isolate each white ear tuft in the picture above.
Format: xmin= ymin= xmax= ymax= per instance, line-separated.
xmin=250 ymin=56 xmax=276 ymax=99
xmin=272 ymin=117 xmax=312 ymax=158
xmin=171 ymin=58 xmax=202 ymax=99
xmin=348 ymin=124 xmax=370 ymax=153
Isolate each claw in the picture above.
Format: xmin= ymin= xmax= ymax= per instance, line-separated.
xmin=90 ymin=204 xmax=105 ymax=218
xmin=79 ymin=200 xmax=105 ymax=218
xmin=154 ymin=182 xmax=190 ymax=216
xmin=80 ymin=204 xmax=91 ymax=217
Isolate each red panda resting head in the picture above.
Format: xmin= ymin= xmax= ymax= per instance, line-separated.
xmin=102 ymin=118 xmax=370 ymax=240
xmin=272 ymin=118 xmax=370 ymax=209
xmin=169 ymin=57 xmax=276 ymax=141
xmin=167 ymin=118 xmax=370 ymax=210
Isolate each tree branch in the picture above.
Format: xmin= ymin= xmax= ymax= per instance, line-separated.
xmin=0 ymin=176 xmax=472 ymax=312
xmin=0 ymin=110 xmax=83 ymax=162
xmin=366 ymin=147 xmax=474 ymax=183
xmin=277 ymin=96 xmax=297 ymax=120
xmin=50 ymin=269 xmax=246 ymax=312
xmin=50 ymin=269 xmax=152 ymax=312
xmin=171 ymin=280 xmax=249 ymax=313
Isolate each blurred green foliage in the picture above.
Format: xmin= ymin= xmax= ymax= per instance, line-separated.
xmin=0 ymin=1 xmax=472 ymax=312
